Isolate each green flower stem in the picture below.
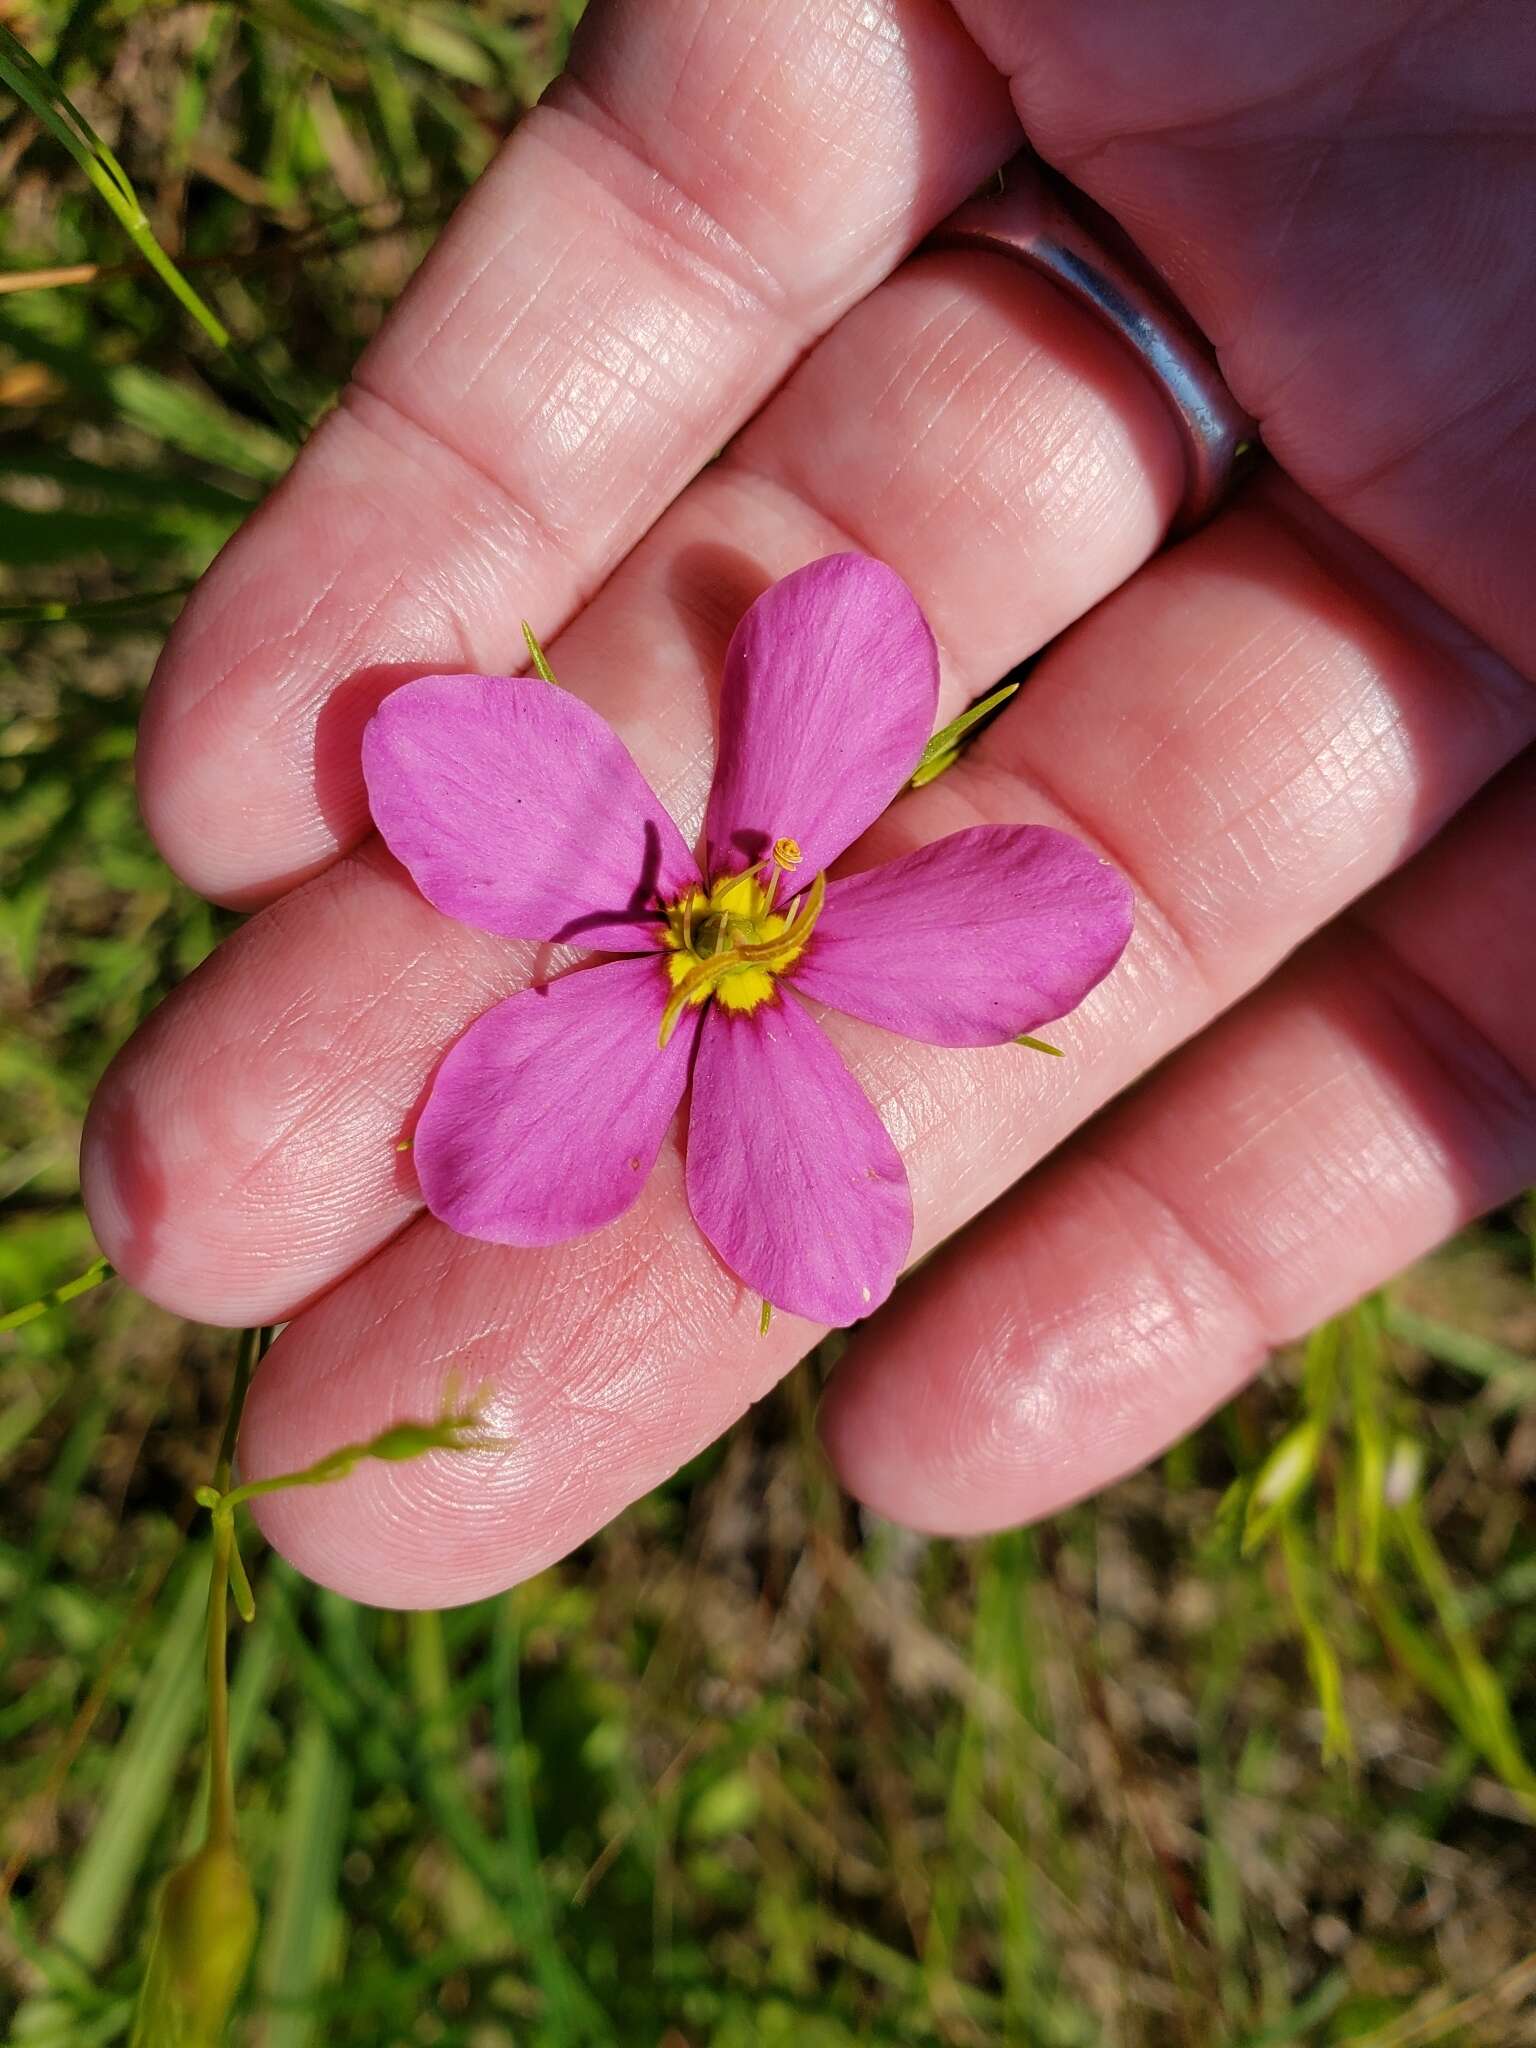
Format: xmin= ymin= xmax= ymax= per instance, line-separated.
xmin=204 ymin=1328 xmax=265 ymax=1850
xmin=215 ymin=1327 xmax=261 ymax=1494
xmin=0 ymin=1253 xmax=114 ymax=1332
xmin=204 ymin=1514 xmax=239 ymax=1850
xmin=197 ymin=1399 xmax=497 ymax=1526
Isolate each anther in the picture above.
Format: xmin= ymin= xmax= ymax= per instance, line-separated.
xmin=772 ymin=837 xmax=803 ymax=873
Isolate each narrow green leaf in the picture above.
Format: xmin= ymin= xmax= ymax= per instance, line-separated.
xmin=1385 ymin=1300 xmax=1536 ymax=1388
xmin=107 ymin=365 xmax=292 ymax=482
xmin=1279 ymin=1516 xmax=1352 ymax=1765
xmin=491 ymin=1595 xmax=601 ymax=2041
xmin=254 ymin=1711 xmax=353 ymax=2048
xmin=1391 ymin=1498 xmax=1536 ymax=1806
xmin=12 ymin=1561 xmax=209 ymax=2041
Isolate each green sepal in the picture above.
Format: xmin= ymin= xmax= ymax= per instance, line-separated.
xmin=911 ymin=681 xmax=1019 ymax=787
xmin=521 ymin=619 xmax=559 ymax=685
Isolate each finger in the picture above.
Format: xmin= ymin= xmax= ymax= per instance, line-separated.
xmin=234 ymin=487 xmax=1534 ymax=1606
xmin=85 ymin=241 xmax=1188 ymax=1323
xmin=138 ymin=0 xmax=1018 ymax=904
xmin=956 ymin=0 xmax=1536 ymax=671
xmin=820 ymin=749 xmax=1536 ymax=1532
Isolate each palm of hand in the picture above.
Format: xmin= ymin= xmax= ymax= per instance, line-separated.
xmin=83 ymin=0 xmax=1536 ymax=1604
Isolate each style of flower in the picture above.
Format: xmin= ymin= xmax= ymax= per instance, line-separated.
xmin=363 ymin=555 xmax=1133 ymax=1324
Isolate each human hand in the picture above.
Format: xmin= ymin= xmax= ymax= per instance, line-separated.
xmin=82 ymin=0 xmax=1536 ymax=1604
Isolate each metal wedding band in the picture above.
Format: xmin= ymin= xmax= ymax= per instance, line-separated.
xmin=929 ymin=156 xmax=1257 ymax=534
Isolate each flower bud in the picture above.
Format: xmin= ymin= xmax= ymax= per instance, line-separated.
xmin=1241 ymin=1418 xmax=1323 ymax=1553
xmin=1253 ymin=1419 xmax=1322 ymax=1510
xmin=1384 ymin=1436 xmax=1425 ymax=1508
xmin=132 ymin=1841 xmax=257 ymax=2047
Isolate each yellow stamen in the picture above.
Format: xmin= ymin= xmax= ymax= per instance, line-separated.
xmin=656 ymin=866 xmax=828 ymax=1047
xmin=658 ymin=950 xmax=735 ymax=1048
xmin=772 ymin=837 xmax=803 ymax=873
xmin=731 ymin=868 xmax=825 ymax=961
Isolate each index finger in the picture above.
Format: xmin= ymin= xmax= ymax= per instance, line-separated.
xmin=138 ymin=0 xmax=1016 ymax=905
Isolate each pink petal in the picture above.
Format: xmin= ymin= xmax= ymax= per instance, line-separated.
xmin=415 ymin=957 xmax=697 ymax=1244
xmin=704 ymin=555 xmax=939 ymax=880
xmin=686 ymin=995 xmax=911 ymax=1323
xmin=364 ymin=674 xmax=698 ymax=948
xmin=791 ymin=825 xmax=1134 ymax=1045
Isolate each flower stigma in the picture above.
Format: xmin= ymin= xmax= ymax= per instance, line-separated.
xmin=658 ymin=856 xmax=826 ymax=1048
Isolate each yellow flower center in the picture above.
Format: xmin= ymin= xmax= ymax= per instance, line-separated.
xmin=658 ymin=854 xmax=826 ymax=1047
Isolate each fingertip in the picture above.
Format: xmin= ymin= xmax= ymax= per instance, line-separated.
xmin=79 ymin=1048 xmax=183 ymax=1316
xmin=77 ymin=886 xmax=428 ymax=1326
xmin=819 ymin=1169 xmax=1260 ymax=1536
xmin=243 ymin=1440 xmax=529 ymax=1609
xmin=133 ymin=473 xmax=384 ymax=907
xmin=79 ymin=1035 xmax=294 ymax=1326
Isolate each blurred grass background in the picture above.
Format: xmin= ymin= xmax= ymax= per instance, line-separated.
xmin=2 ymin=0 xmax=1536 ymax=2040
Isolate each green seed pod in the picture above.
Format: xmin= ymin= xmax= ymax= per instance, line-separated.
xmin=131 ymin=1841 xmax=257 ymax=2048
xmin=1241 ymin=1418 xmax=1323 ymax=1554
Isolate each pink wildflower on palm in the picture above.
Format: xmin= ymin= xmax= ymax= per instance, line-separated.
xmin=362 ymin=555 xmax=1133 ymax=1323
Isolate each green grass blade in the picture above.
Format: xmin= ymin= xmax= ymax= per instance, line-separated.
xmin=12 ymin=1555 xmax=209 ymax=2040
xmin=252 ymin=1709 xmax=354 ymax=2048
xmin=1386 ymin=1300 xmax=1536 ymax=1391
xmin=492 ymin=1593 xmax=603 ymax=2041
xmin=0 ymin=25 xmax=305 ymax=440
xmin=1278 ymin=1516 xmax=1352 ymax=1764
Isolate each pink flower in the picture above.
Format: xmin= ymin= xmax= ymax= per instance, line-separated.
xmin=363 ymin=555 xmax=1133 ymax=1323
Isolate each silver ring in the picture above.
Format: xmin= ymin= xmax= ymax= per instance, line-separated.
xmin=928 ymin=155 xmax=1258 ymax=533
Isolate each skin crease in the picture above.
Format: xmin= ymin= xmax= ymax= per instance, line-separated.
xmin=81 ymin=0 xmax=1536 ymax=1604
